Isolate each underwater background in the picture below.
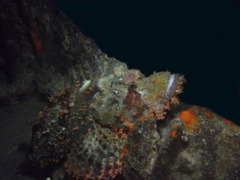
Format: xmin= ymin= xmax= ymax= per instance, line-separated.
xmin=53 ymin=0 xmax=239 ymax=125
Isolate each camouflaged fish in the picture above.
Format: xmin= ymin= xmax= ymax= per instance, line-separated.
xmin=28 ymin=64 xmax=185 ymax=179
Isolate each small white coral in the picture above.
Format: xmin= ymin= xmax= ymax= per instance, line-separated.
xmin=79 ymin=80 xmax=91 ymax=92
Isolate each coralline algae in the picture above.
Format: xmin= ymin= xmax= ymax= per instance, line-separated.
xmin=28 ymin=66 xmax=185 ymax=179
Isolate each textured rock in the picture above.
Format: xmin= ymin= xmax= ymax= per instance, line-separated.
xmin=0 ymin=0 xmax=119 ymax=101
xmin=27 ymin=64 xmax=185 ymax=179
xmin=0 ymin=0 xmax=239 ymax=180
xmin=152 ymin=105 xmax=240 ymax=180
xmin=26 ymin=68 xmax=239 ymax=180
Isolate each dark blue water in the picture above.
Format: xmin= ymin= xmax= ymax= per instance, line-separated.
xmin=53 ymin=0 xmax=240 ymax=125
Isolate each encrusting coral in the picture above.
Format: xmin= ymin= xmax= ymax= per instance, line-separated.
xmin=1 ymin=0 xmax=239 ymax=179
xmin=27 ymin=64 xmax=240 ymax=180
xmin=28 ymin=66 xmax=185 ymax=179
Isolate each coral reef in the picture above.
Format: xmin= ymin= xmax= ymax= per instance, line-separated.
xmin=28 ymin=67 xmax=240 ymax=180
xmin=28 ymin=66 xmax=185 ymax=179
xmin=0 ymin=1 xmax=239 ymax=180
xmin=152 ymin=105 xmax=240 ymax=180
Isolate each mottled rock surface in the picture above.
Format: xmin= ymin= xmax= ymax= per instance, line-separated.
xmin=0 ymin=1 xmax=239 ymax=180
xmin=0 ymin=0 xmax=119 ymax=101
